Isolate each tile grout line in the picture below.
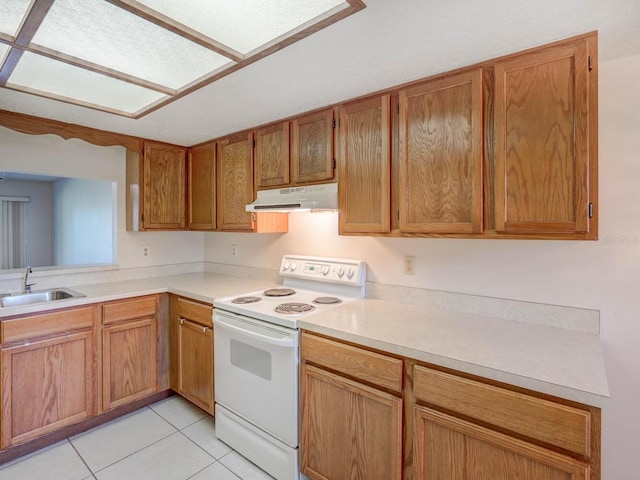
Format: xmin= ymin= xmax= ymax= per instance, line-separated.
xmin=67 ymin=438 xmax=97 ymax=479
xmin=80 ymin=407 xmax=180 ymax=475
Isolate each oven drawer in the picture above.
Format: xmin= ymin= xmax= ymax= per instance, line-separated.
xmin=301 ymin=332 xmax=403 ymax=393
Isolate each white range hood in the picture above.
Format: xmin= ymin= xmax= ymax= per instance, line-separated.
xmin=246 ymin=183 xmax=338 ymax=213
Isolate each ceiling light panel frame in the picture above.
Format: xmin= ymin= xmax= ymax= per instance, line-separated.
xmin=0 ymin=0 xmax=366 ymax=118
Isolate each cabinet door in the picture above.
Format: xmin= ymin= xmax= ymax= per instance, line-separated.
xmin=176 ymin=318 xmax=214 ymax=414
xmin=291 ymin=109 xmax=335 ymax=184
xmin=255 ymin=122 xmax=290 ymax=189
xmin=142 ymin=141 xmax=187 ymax=230
xmin=338 ymin=95 xmax=391 ymax=234
xmin=414 ymin=406 xmax=589 ymax=480
xmin=1 ymin=331 xmax=95 ymax=448
xmin=301 ymin=364 xmax=402 ymax=480
xmin=103 ymin=318 xmax=158 ymax=411
xmin=188 ymin=142 xmax=216 ymax=230
xmin=399 ymin=69 xmax=484 ymax=234
xmin=216 ymin=133 xmax=255 ymax=231
xmin=494 ymin=38 xmax=594 ymax=236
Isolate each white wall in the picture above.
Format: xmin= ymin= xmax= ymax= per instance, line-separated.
xmin=0 ymin=178 xmax=53 ymax=267
xmin=0 ymin=127 xmax=204 ymax=271
xmin=205 ymin=55 xmax=640 ymax=478
xmin=52 ymin=177 xmax=114 ymax=266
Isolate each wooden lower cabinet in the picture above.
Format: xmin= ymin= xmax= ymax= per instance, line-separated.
xmin=0 ymin=329 xmax=95 ymax=448
xmin=301 ymin=364 xmax=403 ymax=480
xmin=414 ymin=406 xmax=589 ymax=480
xmin=102 ymin=317 xmax=158 ymax=411
xmin=301 ymin=332 xmax=403 ymax=480
xmin=300 ymin=331 xmax=600 ymax=480
xmin=102 ymin=295 xmax=159 ymax=411
xmin=170 ymin=296 xmax=214 ymax=414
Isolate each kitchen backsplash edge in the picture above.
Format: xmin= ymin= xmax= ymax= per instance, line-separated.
xmin=0 ymin=261 xmax=599 ymax=334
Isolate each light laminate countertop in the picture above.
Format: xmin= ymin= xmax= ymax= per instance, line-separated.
xmin=0 ymin=272 xmax=609 ymax=407
xmin=299 ymin=298 xmax=609 ymax=407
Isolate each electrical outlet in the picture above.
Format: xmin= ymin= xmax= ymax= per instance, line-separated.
xmin=142 ymin=246 xmax=150 ymax=258
xmin=232 ymin=244 xmax=238 ymax=257
xmin=404 ymin=255 xmax=415 ymax=275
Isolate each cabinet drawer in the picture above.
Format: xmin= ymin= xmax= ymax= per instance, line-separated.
xmin=103 ymin=295 xmax=157 ymax=324
xmin=176 ymin=297 xmax=213 ymax=328
xmin=413 ymin=365 xmax=591 ymax=456
xmin=301 ymin=332 xmax=403 ymax=393
xmin=1 ymin=306 xmax=95 ymax=344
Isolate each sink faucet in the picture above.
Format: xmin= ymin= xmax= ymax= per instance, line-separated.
xmin=23 ymin=266 xmax=35 ymax=293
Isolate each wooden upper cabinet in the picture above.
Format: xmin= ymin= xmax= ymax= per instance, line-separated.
xmin=188 ymin=142 xmax=216 ymax=230
xmin=399 ymin=69 xmax=484 ymax=234
xmin=494 ymin=37 xmax=596 ymax=237
xmin=338 ymin=95 xmax=391 ymax=233
xmin=291 ymin=108 xmax=335 ymax=184
xmin=216 ymin=132 xmax=255 ymax=231
xmin=142 ymin=141 xmax=187 ymax=230
xmin=255 ymin=121 xmax=290 ymax=189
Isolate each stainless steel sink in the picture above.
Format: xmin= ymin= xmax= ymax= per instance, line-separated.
xmin=0 ymin=288 xmax=85 ymax=308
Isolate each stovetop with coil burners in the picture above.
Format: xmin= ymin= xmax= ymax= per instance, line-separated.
xmin=213 ymin=255 xmax=366 ymax=329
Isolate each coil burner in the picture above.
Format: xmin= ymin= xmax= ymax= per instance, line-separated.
xmin=313 ymin=296 xmax=342 ymax=305
xmin=231 ymin=296 xmax=263 ymax=304
xmin=264 ymin=288 xmax=296 ymax=297
xmin=275 ymin=302 xmax=315 ymax=315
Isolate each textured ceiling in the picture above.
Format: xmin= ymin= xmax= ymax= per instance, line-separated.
xmin=1 ymin=0 xmax=639 ymax=146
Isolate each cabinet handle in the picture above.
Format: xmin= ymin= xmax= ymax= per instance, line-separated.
xmin=202 ymin=327 xmax=207 ymax=333
xmin=180 ymin=319 xmax=184 ymax=325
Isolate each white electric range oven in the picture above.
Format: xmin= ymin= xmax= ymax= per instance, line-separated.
xmin=213 ymin=255 xmax=366 ymax=480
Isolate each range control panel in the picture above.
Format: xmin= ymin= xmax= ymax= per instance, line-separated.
xmin=279 ymin=255 xmax=366 ymax=286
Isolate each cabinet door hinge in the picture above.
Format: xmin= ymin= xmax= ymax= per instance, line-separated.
xmin=588 ymin=56 xmax=593 ymax=71
xmin=588 ymin=202 xmax=594 ymax=218
xmin=332 ymin=159 xmax=337 ymax=169
xmin=252 ymin=139 xmax=256 ymax=148
xmin=332 ymin=118 xmax=336 ymax=129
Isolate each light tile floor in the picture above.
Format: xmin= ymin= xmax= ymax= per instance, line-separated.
xmin=0 ymin=396 xmax=275 ymax=480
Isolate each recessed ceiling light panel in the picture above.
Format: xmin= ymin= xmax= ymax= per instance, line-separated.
xmin=8 ymin=51 xmax=167 ymax=115
xmin=31 ymin=0 xmax=234 ymax=90
xmin=136 ymin=0 xmax=349 ymax=54
xmin=0 ymin=0 xmax=32 ymax=38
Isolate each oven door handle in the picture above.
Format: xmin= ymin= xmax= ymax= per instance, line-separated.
xmin=215 ymin=315 xmax=295 ymax=347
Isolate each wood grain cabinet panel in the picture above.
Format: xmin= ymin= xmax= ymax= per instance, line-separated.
xmin=175 ymin=318 xmax=214 ymax=414
xmin=1 ymin=330 xmax=95 ymax=448
xmin=494 ymin=37 xmax=596 ymax=236
xmin=142 ymin=141 xmax=187 ymax=230
xmin=301 ymin=332 xmax=402 ymax=393
xmin=188 ymin=142 xmax=217 ymax=230
xmin=102 ymin=296 xmax=159 ymax=411
xmin=414 ymin=406 xmax=589 ymax=480
xmin=170 ymin=296 xmax=214 ymax=415
xmin=291 ymin=109 xmax=335 ymax=184
xmin=102 ymin=318 xmax=158 ymax=411
xmin=399 ymin=69 xmax=484 ymax=234
xmin=301 ymin=364 xmax=402 ymax=480
xmin=338 ymin=95 xmax=391 ymax=234
xmin=255 ymin=122 xmax=290 ymax=189
xmin=216 ymin=133 xmax=255 ymax=231
xmin=413 ymin=365 xmax=591 ymax=456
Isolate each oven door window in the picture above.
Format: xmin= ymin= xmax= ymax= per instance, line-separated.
xmin=230 ymin=339 xmax=271 ymax=381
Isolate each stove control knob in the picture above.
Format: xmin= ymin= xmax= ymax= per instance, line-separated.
xmin=290 ymin=262 xmax=298 ymax=271
xmin=347 ymin=267 xmax=355 ymax=279
xmin=322 ymin=265 xmax=330 ymax=276
xmin=337 ymin=266 xmax=345 ymax=278
xmin=283 ymin=261 xmax=290 ymax=271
